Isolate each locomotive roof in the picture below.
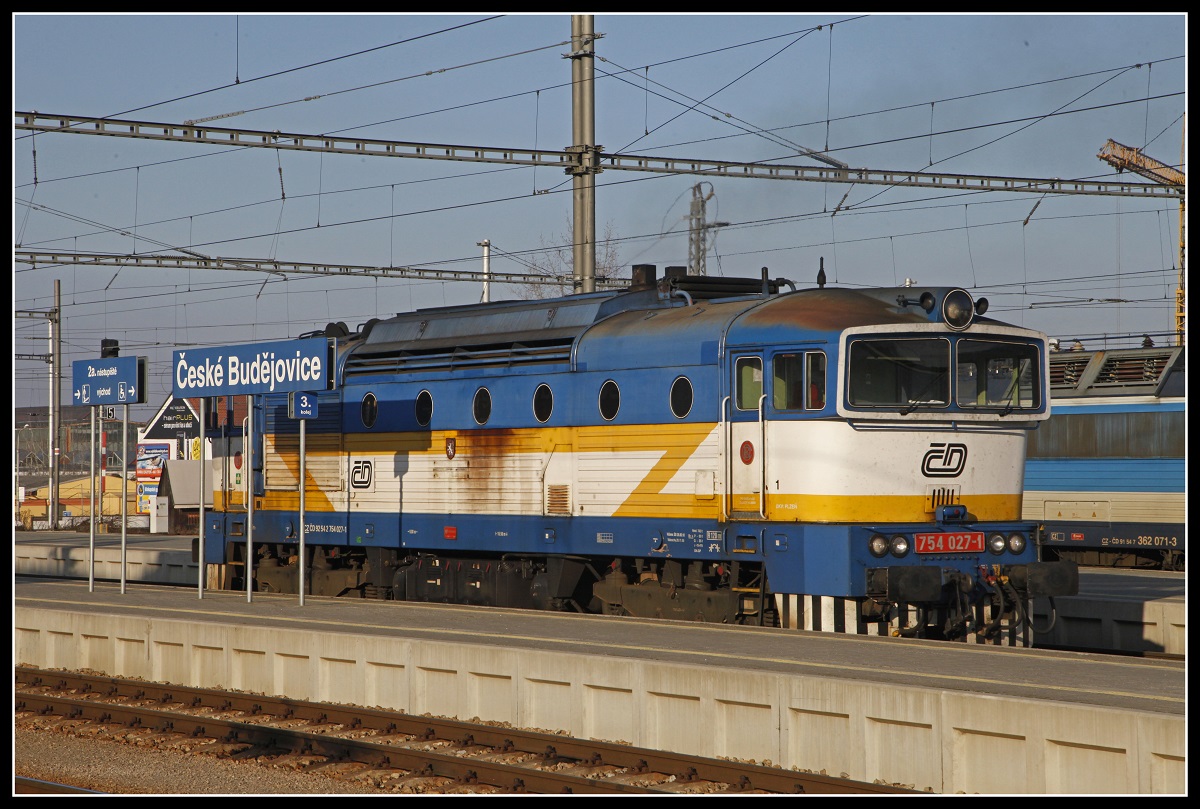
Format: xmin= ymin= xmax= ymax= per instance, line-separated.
xmin=344 ymin=267 xmax=800 ymax=358
xmin=337 ymin=266 xmax=1027 ymax=377
xmin=351 ymin=290 xmax=621 ymax=356
xmin=351 ymin=283 xmax=944 ymax=351
xmin=573 ymin=286 xmax=939 ymax=370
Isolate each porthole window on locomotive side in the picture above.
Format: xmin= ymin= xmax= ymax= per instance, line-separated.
xmin=414 ymin=390 xmax=433 ymax=427
xmin=670 ymin=376 xmax=693 ymax=418
xmin=473 ymin=387 xmax=492 ymax=425
xmin=360 ymin=392 xmax=378 ymax=428
xmin=533 ymin=383 xmax=554 ymax=423
xmin=599 ymin=379 xmax=620 ymax=421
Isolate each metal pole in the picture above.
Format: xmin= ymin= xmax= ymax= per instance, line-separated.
xmin=121 ymin=405 xmax=128 ymax=594
xmin=198 ymin=398 xmax=206 ymax=599
xmin=100 ymin=414 xmax=107 ymax=519
xmin=246 ymin=396 xmax=254 ymax=603
xmin=16 ymin=424 xmax=30 ymax=523
xmin=580 ymin=14 xmax=596 ymax=294
xmin=89 ymin=407 xmax=95 ymax=592
xmin=299 ymin=417 xmax=306 ymax=607
xmin=49 ymin=280 xmax=60 ymax=529
xmin=569 ymin=15 xmax=597 ymax=294
xmin=478 ymin=239 xmax=491 ymax=303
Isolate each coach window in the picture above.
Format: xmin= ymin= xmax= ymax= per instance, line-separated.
xmin=736 ymin=357 xmax=763 ymax=410
xmin=533 ymin=383 xmax=554 ymax=423
xmin=599 ymin=379 xmax=621 ymax=421
xmin=360 ymin=392 xmax=378 ymax=428
xmin=806 ymin=352 xmax=827 ymax=410
xmin=473 ymin=387 xmax=492 ymax=425
xmin=670 ymin=376 xmax=693 ymax=418
xmin=415 ymin=390 xmax=433 ymax=427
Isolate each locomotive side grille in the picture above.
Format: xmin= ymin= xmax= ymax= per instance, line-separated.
xmin=345 ymin=339 xmax=574 ymax=377
xmin=1049 ymin=357 xmax=1088 ymax=390
xmin=545 ymin=484 xmax=571 ymax=516
xmin=1048 ymin=346 xmax=1181 ymax=396
xmin=1095 ymin=354 xmax=1170 ymax=386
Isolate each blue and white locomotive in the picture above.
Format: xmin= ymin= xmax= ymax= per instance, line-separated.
xmin=200 ymin=264 xmax=1078 ymax=644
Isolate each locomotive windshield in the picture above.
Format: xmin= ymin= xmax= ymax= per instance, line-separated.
xmin=955 ymin=339 xmax=1040 ymax=411
xmin=847 ymin=336 xmax=1042 ymax=413
xmin=848 ymin=338 xmax=950 ymax=408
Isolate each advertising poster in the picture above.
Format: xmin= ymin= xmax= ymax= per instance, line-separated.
xmin=135 ymin=442 xmax=171 ymax=481
xmin=135 ymin=442 xmax=172 ymax=514
xmin=136 ymin=482 xmax=159 ymax=516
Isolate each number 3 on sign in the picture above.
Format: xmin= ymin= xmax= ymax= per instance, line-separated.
xmin=289 ymin=391 xmax=318 ymax=419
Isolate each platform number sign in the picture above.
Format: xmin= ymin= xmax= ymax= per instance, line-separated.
xmin=288 ymin=392 xmax=318 ymax=420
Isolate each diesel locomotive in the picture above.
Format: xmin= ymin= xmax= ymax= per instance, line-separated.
xmin=198 ymin=264 xmax=1079 ymax=644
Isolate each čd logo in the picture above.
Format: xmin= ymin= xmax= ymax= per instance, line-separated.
xmin=921 ymin=443 xmax=967 ymax=477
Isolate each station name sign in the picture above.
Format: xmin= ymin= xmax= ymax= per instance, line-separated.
xmin=173 ymin=338 xmax=331 ymax=397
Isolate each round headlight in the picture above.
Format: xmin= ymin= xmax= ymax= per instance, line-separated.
xmin=869 ymin=534 xmax=890 ymax=558
xmin=942 ymin=289 xmax=975 ymax=330
xmin=1007 ymin=533 xmax=1027 ymax=554
xmin=987 ymin=533 xmax=1007 ymax=555
xmin=890 ymin=535 xmax=911 ymax=558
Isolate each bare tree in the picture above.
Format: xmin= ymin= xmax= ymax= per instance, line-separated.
xmin=514 ymin=218 xmax=624 ymax=299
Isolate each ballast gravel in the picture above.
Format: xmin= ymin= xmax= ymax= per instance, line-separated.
xmin=15 ymin=727 xmax=394 ymax=794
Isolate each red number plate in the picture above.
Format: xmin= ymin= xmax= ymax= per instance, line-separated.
xmin=914 ymin=532 xmax=985 ymax=553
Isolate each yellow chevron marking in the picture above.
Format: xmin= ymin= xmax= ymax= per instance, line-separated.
xmin=265 ymin=435 xmax=337 ymax=512
xmin=611 ymin=425 xmax=717 ymax=517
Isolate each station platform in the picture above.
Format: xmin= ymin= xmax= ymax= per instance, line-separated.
xmin=14 ymin=531 xmax=1187 ymax=657
xmin=14 ymin=575 xmax=1185 ymax=794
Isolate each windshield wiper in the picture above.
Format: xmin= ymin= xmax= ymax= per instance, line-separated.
xmin=898 ymin=370 xmax=949 ymax=415
xmin=900 ymin=398 xmax=945 ymax=416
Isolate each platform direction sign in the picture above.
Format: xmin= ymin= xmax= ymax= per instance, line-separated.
xmin=172 ymin=338 xmax=330 ymax=397
xmin=72 ymin=356 xmax=146 ymax=406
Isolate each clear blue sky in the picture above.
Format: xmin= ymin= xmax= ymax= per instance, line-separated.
xmin=13 ymin=13 xmax=1187 ymax=419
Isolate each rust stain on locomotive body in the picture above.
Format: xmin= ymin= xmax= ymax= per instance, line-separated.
xmin=736 ymin=288 xmax=929 ymax=333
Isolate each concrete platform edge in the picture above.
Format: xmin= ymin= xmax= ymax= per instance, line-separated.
xmin=14 ymin=605 xmax=1185 ymax=795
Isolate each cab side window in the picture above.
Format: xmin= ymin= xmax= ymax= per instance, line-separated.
xmin=772 ymin=354 xmax=803 ymax=409
xmin=806 ymin=352 xmax=827 ymax=410
xmin=736 ymin=357 xmax=763 ymax=410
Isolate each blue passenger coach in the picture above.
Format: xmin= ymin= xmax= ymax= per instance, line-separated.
xmin=200 ymin=265 xmax=1078 ymax=644
xmin=1026 ymin=345 xmax=1185 ymax=570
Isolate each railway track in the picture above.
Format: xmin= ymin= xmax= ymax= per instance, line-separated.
xmin=15 ymin=667 xmax=918 ymax=795
xmin=14 ymin=776 xmax=103 ymax=794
